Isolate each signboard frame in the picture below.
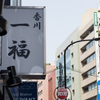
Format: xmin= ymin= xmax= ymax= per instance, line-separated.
xmin=1 ymin=6 xmax=46 ymax=79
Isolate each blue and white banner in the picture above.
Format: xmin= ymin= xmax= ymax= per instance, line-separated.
xmin=97 ymin=80 xmax=100 ymax=99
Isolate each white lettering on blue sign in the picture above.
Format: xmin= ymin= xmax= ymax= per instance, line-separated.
xmin=98 ymin=85 xmax=100 ymax=94
xmin=97 ymin=80 xmax=100 ymax=99
xmin=20 ymin=98 xmax=36 ymax=100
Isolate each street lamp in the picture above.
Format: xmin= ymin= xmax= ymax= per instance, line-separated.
xmin=1 ymin=66 xmax=22 ymax=87
xmin=64 ymin=37 xmax=100 ymax=90
xmin=0 ymin=66 xmax=22 ymax=100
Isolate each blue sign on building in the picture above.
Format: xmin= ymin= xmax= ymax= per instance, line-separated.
xmin=4 ymin=82 xmax=37 ymax=100
xmin=97 ymin=80 xmax=100 ymax=99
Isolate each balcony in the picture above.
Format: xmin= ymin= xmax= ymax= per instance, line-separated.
xmin=79 ymin=18 xmax=94 ymax=38
xmin=81 ymin=74 xmax=97 ymax=88
xmin=81 ymin=60 xmax=96 ymax=73
xmin=79 ymin=30 xmax=94 ymax=49
xmin=80 ymin=45 xmax=95 ymax=62
xmin=82 ymin=88 xmax=97 ymax=100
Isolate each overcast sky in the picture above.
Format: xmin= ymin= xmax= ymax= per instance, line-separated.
xmin=22 ymin=0 xmax=99 ymax=64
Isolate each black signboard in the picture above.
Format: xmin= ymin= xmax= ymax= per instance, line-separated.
xmin=4 ymin=82 xmax=37 ymax=100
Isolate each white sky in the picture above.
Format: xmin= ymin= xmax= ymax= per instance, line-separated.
xmin=22 ymin=0 xmax=99 ymax=64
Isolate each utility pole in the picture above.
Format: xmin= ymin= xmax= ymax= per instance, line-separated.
xmin=94 ymin=7 xmax=100 ymax=100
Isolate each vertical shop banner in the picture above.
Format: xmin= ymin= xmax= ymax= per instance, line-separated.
xmin=4 ymin=82 xmax=37 ymax=100
xmin=19 ymin=82 xmax=37 ymax=100
xmin=94 ymin=12 xmax=100 ymax=100
xmin=1 ymin=6 xmax=46 ymax=79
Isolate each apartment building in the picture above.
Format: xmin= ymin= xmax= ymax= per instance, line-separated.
xmin=56 ymin=27 xmax=81 ymax=100
xmin=79 ymin=9 xmax=98 ymax=100
xmin=70 ymin=28 xmax=81 ymax=100
xmin=56 ymin=8 xmax=99 ymax=100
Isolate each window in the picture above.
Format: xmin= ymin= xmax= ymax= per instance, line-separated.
xmin=82 ymin=53 xmax=95 ymax=66
xmin=83 ymin=81 xmax=97 ymax=93
xmin=88 ymin=85 xmax=91 ymax=91
xmin=58 ymin=55 xmax=60 ymax=58
xmin=87 ymin=53 xmax=95 ymax=64
xmin=66 ymin=61 xmax=71 ymax=68
xmin=38 ymin=81 xmax=43 ymax=88
xmin=88 ymin=81 xmax=97 ymax=91
xmin=71 ymin=40 xmax=73 ymax=46
xmin=91 ymin=83 xmax=95 ymax=89
xmin=72 ymin=77 xmax=74 ymax=83
xmin=61 ymin=52 xmax=63 ymax=55
xmin=86 ymin=40 xmax=95 ymax=50
xmin=88 ymin=85 xmax=92 ymax=91
xmin=71 ymin=52 xmax=74 ymax=58
xmin=87 ymin=70 xmax=91 ymax=77
xmin=87 ymin=67 xmax=96 ymax=77
xmin=82 ymin=67 xmax=96 ymax=80
xmin=72 ymin=65 xmax=74 ymax=70
xmin=72 ymin=90 xmax=75 ymax=96
xmin=38 ymin=90 xmax=43 ymax=96
xmin=71 ymin=40 xmax=73 ymax=44
xmin=81 ymin=40 xmax=95 ymax=54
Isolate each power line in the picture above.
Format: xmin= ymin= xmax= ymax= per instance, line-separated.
xmin=46 ymin=66 xmax=97 ymax=78
xmin=56 ymin=65 xmax=97 ymax=78
xmin=66 ymin=67 xmax=97 ymax=78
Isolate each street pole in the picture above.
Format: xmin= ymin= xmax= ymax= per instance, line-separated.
xmin=0 ymin=0 xmax=4 ymax=15
xmin=64 ymin=37 xmax=100 ymax=99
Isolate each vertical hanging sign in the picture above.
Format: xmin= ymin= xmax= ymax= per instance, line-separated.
xmin=1 ymin=6 xmax=46 ymax=79
xmin=94 ymin=12 xmax=98 ymax=26
xmin=94 ymin=12 xmax=100 ymax=100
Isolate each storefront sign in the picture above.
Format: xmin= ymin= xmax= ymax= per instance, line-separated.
xmin=1 ymin=6 xmax=46 ymax=79
xmin=4 ymin=82 xmax=37 ymax=100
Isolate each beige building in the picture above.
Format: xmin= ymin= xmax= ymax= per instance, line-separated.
xmin=56 ymin=8 xmax=99 ymax=100
xmin=70 ymin=28 xmax=81 ymax=100
xmin=56 ymin=27 xmax=82 ymax=100
xmin=79 ymin=9 xmax=98 ymax=100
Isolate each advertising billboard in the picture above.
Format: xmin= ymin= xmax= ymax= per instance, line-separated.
xmin=4 ymin=82 xmax=37 ymax=100
xmin=0 ymin=6 xmax=46 ymax=79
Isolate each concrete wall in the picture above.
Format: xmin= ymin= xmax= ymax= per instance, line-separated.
xmin=38 ymin=65 xmax=56 ymax=100
xmin=70 ymin=28 xmax=81 ymax=100
xmin=48 ymin=68 xmax=56 ymax=100
xmin=80 ymin=8 xmax=97 ymax=30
